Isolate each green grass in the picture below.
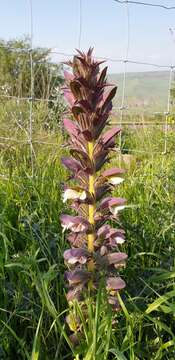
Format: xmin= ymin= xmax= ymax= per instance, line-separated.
xmin=0 ymin=122 xmax=175 ymax=359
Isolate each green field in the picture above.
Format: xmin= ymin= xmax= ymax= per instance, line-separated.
xmin=109 ymin=71 xmax=171 ymax=112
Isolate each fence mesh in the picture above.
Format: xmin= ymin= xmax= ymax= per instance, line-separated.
xmin=0 ymin=0 xmax=175 ymax=181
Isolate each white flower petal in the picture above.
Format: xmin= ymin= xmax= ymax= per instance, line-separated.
xmin=110 ymin=205 xmax=126 ymax=216
xmin=61 ymin=224 xmax=67 ymax=233
xmin=67 ymin=258 xmax=78 ymax=264
xmin=61 ymin=220 xmax=87 ymax=233
xmin=63 ymin=189 xmax=86 ymax=203
xmin=61 ymin=221 xmax=74 ymax=232
xmin=109 ymin=176 xmax=124 ymax=185
xmin=79 ymin=191 xmax=87 ymax=200
xmin=114 ymin=236 xmax=125 ymax=244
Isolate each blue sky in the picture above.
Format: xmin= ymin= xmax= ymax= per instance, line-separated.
xmin=1 ymin=0 xmax=175 ymax=72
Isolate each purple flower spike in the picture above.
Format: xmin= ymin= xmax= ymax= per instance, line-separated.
xmin=60 ymin=48 xmax=128 ymax=339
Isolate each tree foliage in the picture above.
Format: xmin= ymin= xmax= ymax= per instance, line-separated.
xmin=0 ymin=37 xmax=64 ymax=99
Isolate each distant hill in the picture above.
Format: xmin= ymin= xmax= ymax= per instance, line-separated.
xmin=109 ymin=71 xmax=172 ymax=113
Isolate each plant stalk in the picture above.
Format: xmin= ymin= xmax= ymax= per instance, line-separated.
xmin=88 ymin=142 xmax=95 ymax=255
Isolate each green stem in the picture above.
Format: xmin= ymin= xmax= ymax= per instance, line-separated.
xmin=87 ymin=142 xmax=95 ymax=262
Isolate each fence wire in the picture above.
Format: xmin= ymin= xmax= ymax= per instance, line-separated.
xmin=113 ymin=0 xmax=175 ymax=10
xmin=28 ymin=0 xmax=34 ymax=176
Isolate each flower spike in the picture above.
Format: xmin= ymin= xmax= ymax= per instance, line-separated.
xmin=60 ymin=48 xmax=127 ymax=341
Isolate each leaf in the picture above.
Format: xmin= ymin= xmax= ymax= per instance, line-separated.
xmin=155 ymin=340 xmax=175 ymax=359
xmin=145 ymin=290 xmax=175 ymax=314
xmin=1 ymin=320 xmax=30 ymax=360
xmin=109 ymin=348 xmax=128 ymax=360
xmin=160 ymin=303 xmax=175 ymax=313
xmin=117 ymin=292 xmax=130 ymax=321
xmin=5 ymin=262 xmax=27 ymax=268
xmin=31 ymin=309 xmax=43 ymax=360
xmin=146 ymin=314 xmax=174 ymax=337
xmin=150 ymin=271 xmax=175 ymax=282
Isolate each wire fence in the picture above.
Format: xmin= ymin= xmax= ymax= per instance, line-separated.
xmin=0 ymin=0 xmax=175 ymax=182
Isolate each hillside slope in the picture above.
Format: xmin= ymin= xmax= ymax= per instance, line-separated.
xmin=109 ymin=71 xmax=171 ymax=112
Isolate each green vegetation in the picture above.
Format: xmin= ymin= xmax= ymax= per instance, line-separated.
xmin=0 ymin=38 xmax=65 ymax=132
xmin=110 ymin=71 xmax=172 ymax=113
xmin=0 ymin=38 xmax=64 ymax=99
xmin=0 ymin=39 xmax=175 ymax=359
xmin=0 ymin=124 xmax=174 ymax=359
